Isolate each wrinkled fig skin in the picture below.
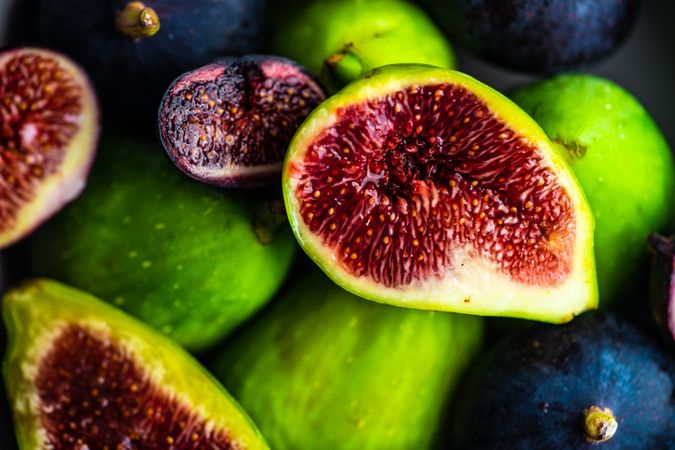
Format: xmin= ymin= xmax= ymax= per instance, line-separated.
xmin=30 ymin=136 xmax=296 ymax=352
xmin=648 ymin=234 xmax=675 ymax=348
xmin=37 ymin=0 xmax=270 ymax=121
xmin=212 ymin=271 xmax=483 ymax=450
xmin=419 ymin=0 xmax=640 ymax=73
xmin=453 ymin=312 xmax=675 ymax=449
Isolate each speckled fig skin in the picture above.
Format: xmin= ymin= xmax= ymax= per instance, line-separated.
xmin=212 ymin=271 xmax=483 ymax=450
xmin=512 ymin=74 xmax=675 ymax=306
xmin=453 ymin=312 xmax=675 ymax=449
xmin=30 ymin=136 xmax=296 ymax=352
xmin=2 ymin=279 xmax=269 ymax=450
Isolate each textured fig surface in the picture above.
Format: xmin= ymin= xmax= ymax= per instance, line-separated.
xmin=0 ymin=48 xmax=99 ymax=248
xmin=284 ymin=65 xmax=596 ymax=322
xmin=159 ymin=55 xmax=325 ymax=187
xmin=37 ymin=325 xmax=234 ymax=448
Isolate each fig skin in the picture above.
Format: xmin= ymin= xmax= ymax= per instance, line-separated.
xmin=418 ymin=0 xmax=640 ymax=73
xmin=272 ymin=0 xmax=455 ymax=91
xmin=212 ymin=271 xmax=483 ymax=450
xmin=2 ymin=279 xmax=269 ymax=450
xmin=452 ymin=312 xmax=675 ymax=449
xmin=0 ymin=47 xmax=100 ymax=250
xmin=512 ymin=74 xmax=675 ymax=306
xmin=30 ymin=136 xmax=296 ymax=352
xmin=36 ymin=0 xmax=270 ymax=121
xmin=283 ymin=64 xmax=597 ymax=323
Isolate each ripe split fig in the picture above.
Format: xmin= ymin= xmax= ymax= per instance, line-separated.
xmin=158 ymin=55 xmax=325 ymax=187
xmin=2 ymin=279 xmax=268 ymax=449
xmin=648 ymin=233 xmax=675 ymax=347
xmin=283 ymin=65 xmax=597 ymax=322
xmin=0 ymin=47 xmax=99 ymax=249
xmin=213 ymin=271 xmax=483 ymax=449
xmin=32 ymin=136 xmax=296 ymax=351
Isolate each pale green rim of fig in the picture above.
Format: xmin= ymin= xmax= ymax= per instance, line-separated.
xmin=283 ymin=64 xmax=597 ymax=323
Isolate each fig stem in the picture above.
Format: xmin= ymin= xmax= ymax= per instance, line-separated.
xmin=583 ymin=406 xmax=617 ymax=443
xmin=322 ymin=45 xmax=364 ymax=92
xmin=115 ymin=1 xmax=160 ymax=40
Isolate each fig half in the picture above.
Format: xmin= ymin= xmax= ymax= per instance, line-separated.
xmin=2 ymin=279 xmax=268 ymax=449
xmin=648 ymin=233 xmax=675 ymax=346
xmin=0 ymin=47 xmax=99 ymax=249
xmin=283 ymin=65 xmax=597 ymax=322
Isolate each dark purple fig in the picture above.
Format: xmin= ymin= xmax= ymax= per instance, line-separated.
xmin=648 ymin=233 xmax=675 ymax=346
xmin=158 ymin=55 xmax=325 ymax=188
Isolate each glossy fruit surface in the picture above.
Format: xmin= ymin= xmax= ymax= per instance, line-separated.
xmin=453 ymin=312 xmax=675 ymax=448
xmin=421 ymin=0 xmax=640 ymax=73
xmin=512 ymin=74 xmax=675 ymax=305
xmin=283 ymin=64 xmax=596 ymax=323
xmin=37 ymin=0 xmax=269 ymax=119
xmin=2 ymin=279 xmax=268 ymax=449
xmin=273 ymin=0 xmax=454 ymax=91
xmin=158 ymin=55 xmax=325 ymax=187
xmin=0 ymin=47 xmax=99 ymax=249
xmin=31 ymin=136 xmax=296 ymax=351
xmin=213 ymin=271 xmax=483 ymax=449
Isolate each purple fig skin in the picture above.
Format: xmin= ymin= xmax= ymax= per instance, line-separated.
xmin=648 ymin=233 xmax=675 ymax=346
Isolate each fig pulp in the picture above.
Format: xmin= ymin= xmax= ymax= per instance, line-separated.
xmin=648 ymin=234 xmax=675 ymax=347
xmin=2 ymin=279 xmax=268 ymax=449
xmin=283 ymin=65 xmax=596 ymax=323
xmin=453 ymin=312 xmax=675 ymax=448
xmin=158 ymin=55 xmax=325 ymax=187
xmin=212 ymin=271 xmax=483 ymax=449
xmin=512 ymin=74 xmax=675 ymax=305
xmin=37 ymin=0 xmax=269 ymax=120
xmin=272 ymin=0 xmax=455 ymax=92
xmin=31 ymin=136 xmax=296 ymax=352
xmin=0 ymin=47 xmax=99 ymax=249
xmin=420 ymin=0 xmax=640 ymax=73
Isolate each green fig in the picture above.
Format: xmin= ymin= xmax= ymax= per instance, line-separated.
xmin=212 ymin=271 xmax=483 ymax=449
xmin=31 ymin=136 xmax=296 ymax=351
xmin=2 ymin=279 xmax=268 ymax=449
xmin=273 ymin=0 xmax=455 ymax=91
xmin=512 ymin=74 xmax=675 ymax=305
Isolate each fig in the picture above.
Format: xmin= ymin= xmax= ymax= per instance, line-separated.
xmin=37 ymin=0 xmax=270 ymax=120
xmin=0 ymin=47 xmax=99 ymax=249
xmin=452 ymin=312 xmax=675 ymax=448
xmin=31 ymin=135 xmax=296 ymax=351
xmin=283 ymin=64 xmax=597 ymax=323
xmin=2 ymin=279 xmax=268 ymax=449
xmin=272 ymin=0 xmax=455 ymax=92
xmin=648 ymin=233 xmax=675 ymax=347
xmin=212 ymin=271 xmax=483 ymax=449
xmin=419 ymin=0 xmax=640 ymax=73
xmin=158 ymin=55 xmax=325 ymax=188
xmin=512 ymin=74 xmax=675 ymax=305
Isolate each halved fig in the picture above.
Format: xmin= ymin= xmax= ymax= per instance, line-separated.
xmin=0 ymin=47 xmax=99 ymax=249
xmin=2 ymin=279 xmax=268 ymax=449
xmin=158 ymin=55 xmax=325 ymax=187
xmin=283 ymin=65 xmax=597 ymax=322
xmin=648 ymin=233 xmax=675 ymax=346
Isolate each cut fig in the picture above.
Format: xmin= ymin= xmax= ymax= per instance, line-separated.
xmin=648 ymin=233 xmax=675 ymax=346
xmin=158 ymin=55 xmax=325 ymax=187
xmin=0 ymin=47 xmax=99 ymax=249
xmin=283 ymin=64 xmax=597 ymax=322
xmin=2 ymin=279 xmax=268 ymax=449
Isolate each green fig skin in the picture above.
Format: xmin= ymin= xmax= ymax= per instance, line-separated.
xmin=30 ymin=136 xmax=296 ymax=352
xmin=512 ymin=74 xmax=675 ymax=306
xmin=212 ymin=271 xmax=483 ymax=449
xmin=272 ymin=0 xmax=455 ymax=91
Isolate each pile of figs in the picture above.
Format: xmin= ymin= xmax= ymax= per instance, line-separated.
xmin=1 ymin=0 xmax=674 ymax=448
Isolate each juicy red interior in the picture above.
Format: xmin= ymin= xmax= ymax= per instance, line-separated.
xmin=159 ymin=57 xmax=324 ymax=179
xmin=0 ymin=52 xmax=82 ymax=233
xmin=293 ymin=83 xmax=575 ymax=288
xmin=35 ymin=325 xmax=235 ymax=449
